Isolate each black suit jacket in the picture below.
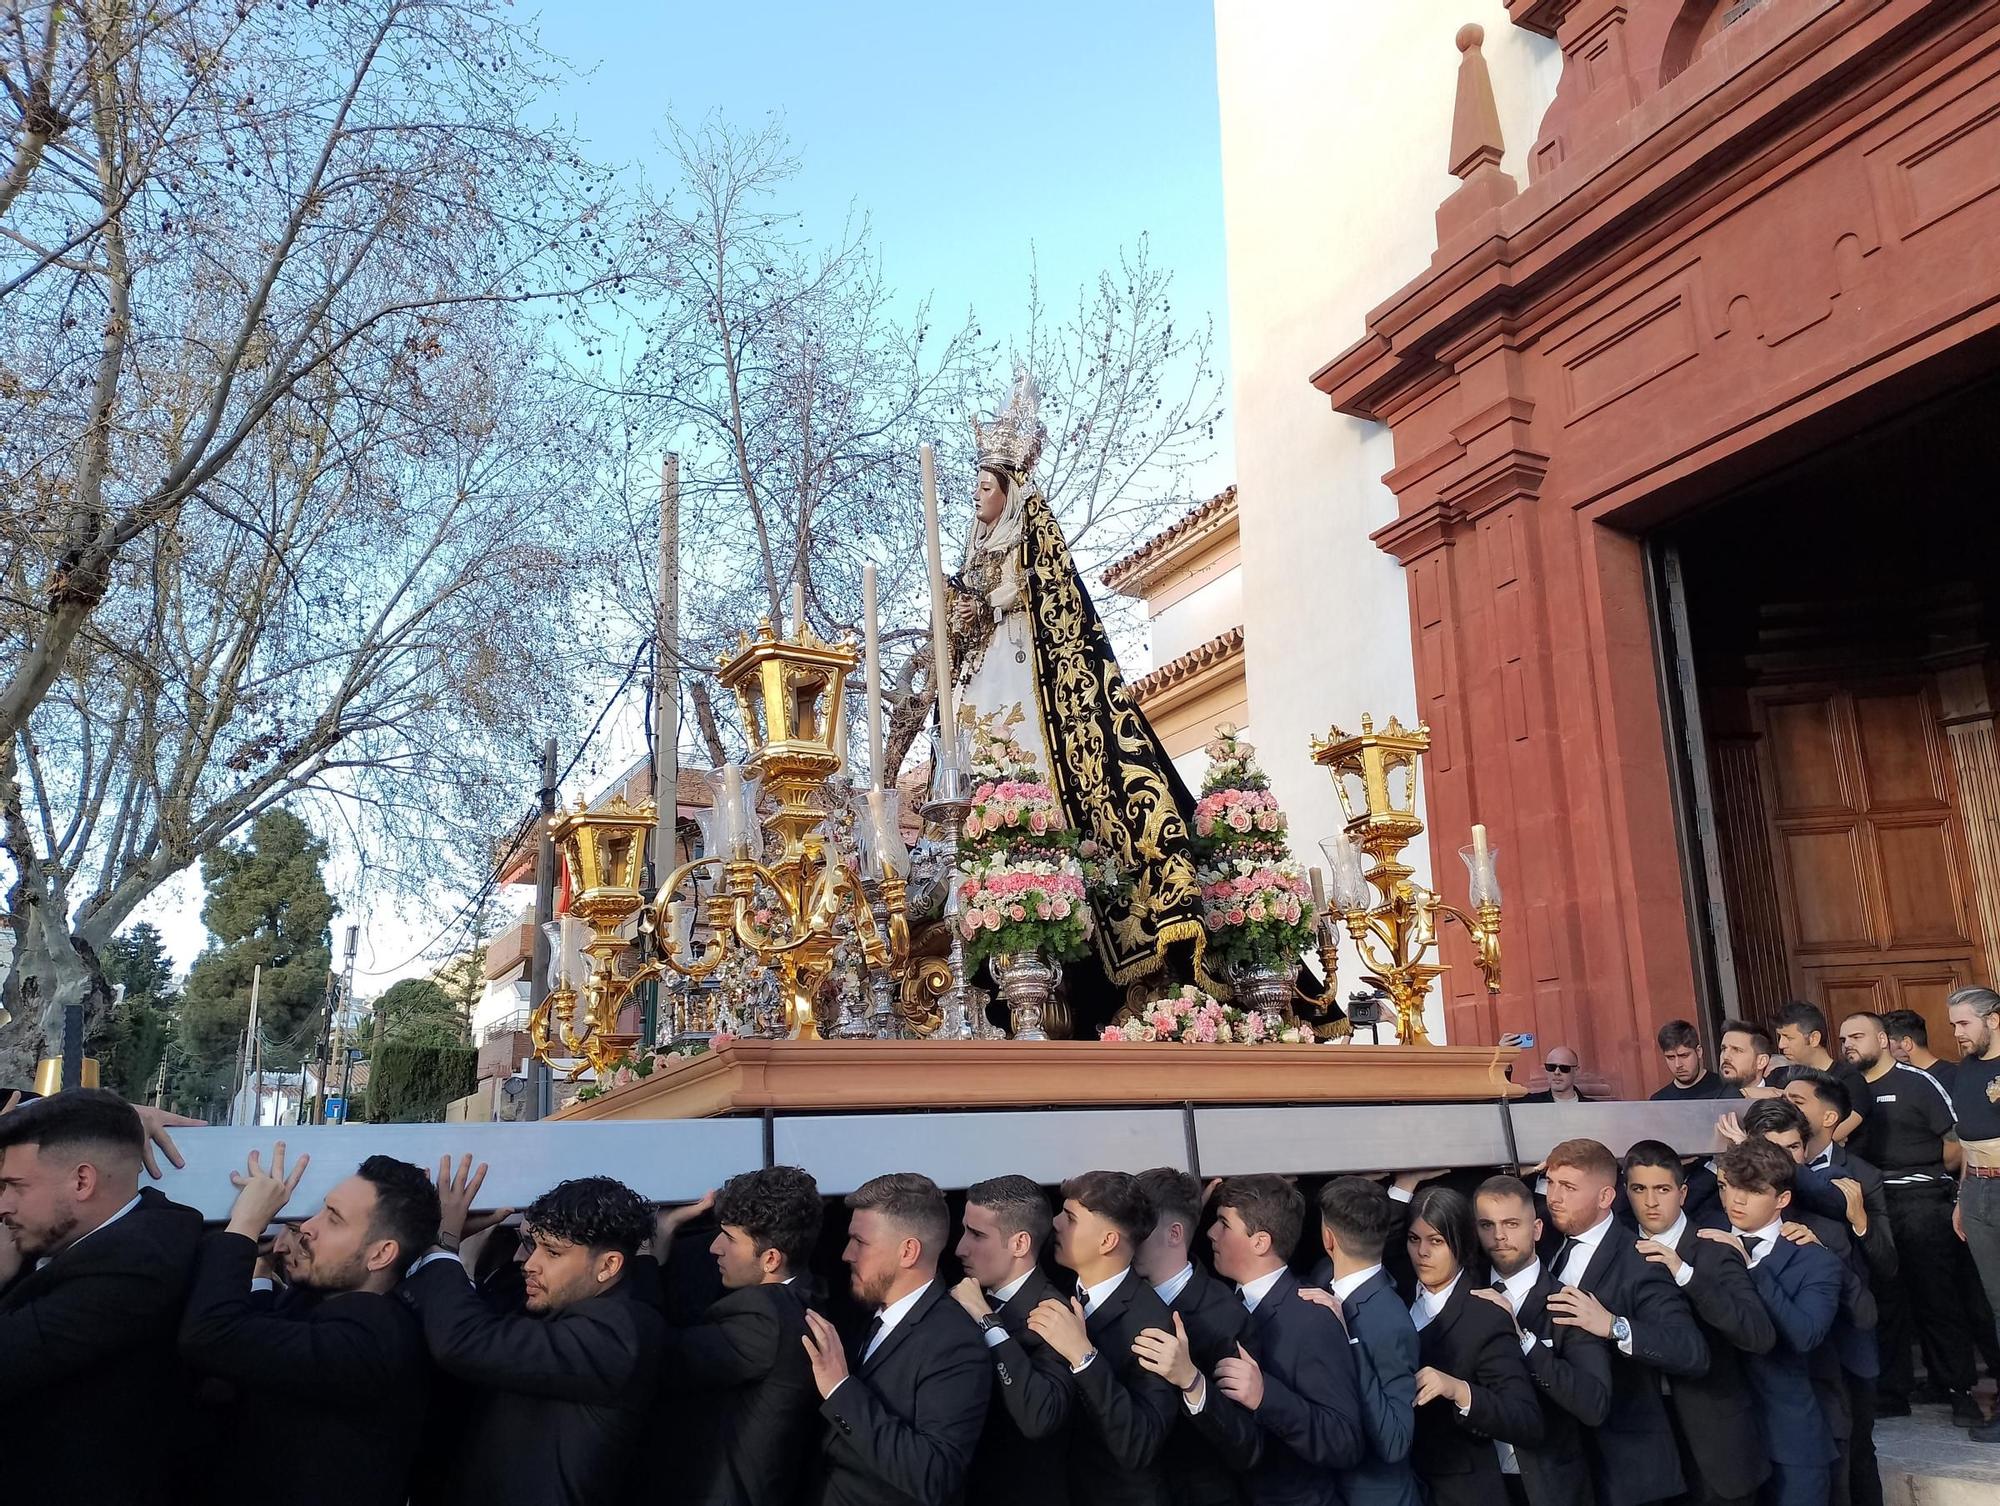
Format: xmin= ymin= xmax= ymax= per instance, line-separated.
xmin=1565 ymin=1218 xmax=1706 ymax=1506
xmin=1410 ymin=1277 xmax=1543 ymax=1506
xmin=179 ymin=1230 xmax=428 ymax=1506
xmin=1159 ymin=1265 xmax=1250 ymax=1506
xmin=1739 ymin=1233 xmax=1841 ymax=1467
xmin=814 ymin=1278 xmax=993 ymax=1506
xmin=1823 ymin=1145 xmax=1897 ymax=1282
xmin=0 ymin=1186 xmax=202 ymax=1506
xmin=1333 ymin=1269 xmax=1424 ymax=1506
xmin=968 ymin=1267 xmax=1074 ymax=1506
xmin=1194 ymin=1268 xmax=1363 ymax=1506
xmin=1063 ymin=1268 xmax=1179 ymax=1506
xmin=658 ymin=1276 xmax=822 ymax=1506
xmin=1513 ymin=1267 xmax=1613 ymax=1506
xmin=402 ymin=1255 xmax=665 ymax=1506
xmin=1664 ymin=1218 xmax=1774 ymax=1501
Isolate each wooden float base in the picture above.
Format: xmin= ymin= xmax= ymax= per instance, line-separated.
xmin=553 ymin=1039 xmax=1523 ymax=1120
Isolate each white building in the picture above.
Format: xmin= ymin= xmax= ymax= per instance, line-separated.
xmin=1210 ymin=1 xmax=1560 ymax=1032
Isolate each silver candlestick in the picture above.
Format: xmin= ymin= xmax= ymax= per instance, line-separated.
xmin=923 ymin=790 xmax=974 ymax=1040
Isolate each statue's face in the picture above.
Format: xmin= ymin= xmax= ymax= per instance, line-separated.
xmin=974 ymin=468 xmax=1008 ymax=526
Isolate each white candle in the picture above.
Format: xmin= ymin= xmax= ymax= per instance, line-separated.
xmin=721 ymin=764 xmax=744 ymax=857
xmin=920 ymin=442 xmax=956 ymax=747
xmin=1472 ymin=823 xmax=1490 ymax=864
xmin=558 ymin=914 xmax=577 ymax=989
xmin=863 ymin=562 xmax=883 ymax=789
xmin=1309 ymin=866 xmax=1327 ymax=914
xmin=792 ymin=579 xmax=807 ymax=638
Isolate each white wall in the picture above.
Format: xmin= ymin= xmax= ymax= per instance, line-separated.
xmin=1150 ymin=567 xmax=1244 ymax=665
xmin=1213 ymin=0 xmax=1558 ymax=1034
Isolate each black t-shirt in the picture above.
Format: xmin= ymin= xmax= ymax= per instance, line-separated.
xmin=1649 ymin=1070 xmax=1735 ymax=1101
xmin=1857 ymin=1062 xmax=1957 ymax=1178
xmin=1832 ymin=1058 xmax=1879 ymax=1121
xmin=1921 ymin=1057 xmax=1959 ymax=1096
xmin=1952 ymin=1053 xmax=2000 ymax=1143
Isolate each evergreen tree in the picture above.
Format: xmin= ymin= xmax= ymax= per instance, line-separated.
xmin=93 ymin=922 xmax=179 ymax=1100
xmin=373 ymin=977 xmax=467 ymax=1049
xmin=176 ymin=810 xmax=335 ymax=1115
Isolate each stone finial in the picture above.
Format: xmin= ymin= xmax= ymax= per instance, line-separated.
xmin=1436 ymin=22 xmax=1519 ymax=245
xmin=1449 ymin=24 xmax=1506 ymax=179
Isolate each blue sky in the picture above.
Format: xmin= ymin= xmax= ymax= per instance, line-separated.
xmin=139 ymin=0 xmax=1238 ymax=987
xmin=532 ymin=0 xmax=1235 ymax=495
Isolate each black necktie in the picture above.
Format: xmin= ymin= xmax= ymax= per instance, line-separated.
xmin=1075 ymin=1281 xmax=1089 ymax=1310
xmin=855 ymin=1314 xmax=883 ymax=1365
xmin=1491 ymin=1278 xmax=1509 ymax=1293
xmin=1745 ymin=1236 xmax=1768 ymax=1265
xmin=1551 ymin=1237 xmax=1576 ymax=1276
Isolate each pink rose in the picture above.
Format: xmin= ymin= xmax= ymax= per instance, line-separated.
xmin=1100 ymin=1027 xmax=1124 ymax=1042
xmin=711 ymin=1031 xmax=738 ymax=1048
xmin=984 ymin=911 xmax=1003 ymax=931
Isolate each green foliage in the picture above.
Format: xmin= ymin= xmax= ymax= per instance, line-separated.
xmin=92 ymin=923 xmax=179 ymax=1098
xmin=175 ymin=810 xmax=336 ymax=1113
xmin=369 ymin=1042 xmax=477 ymax=1123
xmin=374 ymin=977 xmax=467 ymax=1048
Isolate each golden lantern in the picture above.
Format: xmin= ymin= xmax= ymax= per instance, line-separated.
xmin=1310 ymin=715 xmax=1502 ymax=1045
xmin=529 ymin=617 xmax=942 ymax=1073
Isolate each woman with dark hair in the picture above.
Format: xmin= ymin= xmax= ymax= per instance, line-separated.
xmin=1404 ymin=1185 xmax=1543 ymax=1506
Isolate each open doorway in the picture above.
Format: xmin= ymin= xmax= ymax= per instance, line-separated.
xmin=1656 ymin=375 xmax=2000 ymax=1057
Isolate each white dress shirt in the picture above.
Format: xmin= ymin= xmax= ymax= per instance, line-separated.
xmin=863 ymin=1279 xmax=933 ymax=1362
xmin=1154 ymin=1262 xmax=1196 ymax=1307
xmin=1331 ymin=1263 xmax=1383 ymax=1304
xmin=1731 ymin=1218 xmax=1784 ymax=1269
xmin=1410 ymin=1270 xmax=1463 ymax=1332
xmin=1557 ymin=1213 xmax=1636 ymax=1356
xmin=983 ymin=1269 xmax=1035 ymax=1348
xmin=1654 ymin=1213 xmax=1695 ymax=1287
xmin=1493 ymin=1258 xmax=1544 ymax=1356
xmin=34 ymin=1193 xmax=140 ymax=1272
xmin=1489 ymin=1259 xmax=1544 ymax=1475
xmin=1078 ymin=1269 xmax=1126 ymax=1316
xmin=1239 ymin=1264 xmax=1287 ymax=1313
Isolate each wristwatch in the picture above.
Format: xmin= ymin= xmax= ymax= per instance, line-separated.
xmin=1610 ymin=1316 xmax=1632 ymax=1346
xmin=976 ymin=1313 xmax=1004 ymax=1333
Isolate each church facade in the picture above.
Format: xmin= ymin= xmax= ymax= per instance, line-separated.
xmin=1217 ymin=0 xmax=2000 ymax=1092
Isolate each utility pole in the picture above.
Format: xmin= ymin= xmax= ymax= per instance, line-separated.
xmin=646 ymin=456 xmax=681 ymax=1047
xmin=324 ymin=924 xmax=359 ymax=1124
xmin=245 ymin=964 xmax=263 ymax=1127
xmin=527 ymin=737 xmax=557 ymax=1121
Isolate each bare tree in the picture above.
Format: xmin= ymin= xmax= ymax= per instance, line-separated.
xmin=600 ymin=118 xmax=1224 ymax=785
xmin=0 ymin=0 xmax=622 ymax=1069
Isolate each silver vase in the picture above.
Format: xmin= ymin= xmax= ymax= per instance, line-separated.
xmin=992 ymin=950 xmax=1056 ymax=1041
xmin=1232 ymin=963 xmax=1294 ymax=1033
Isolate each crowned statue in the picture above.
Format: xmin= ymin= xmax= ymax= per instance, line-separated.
xmin=938 ymin=367 xmax=1219 ymax=1017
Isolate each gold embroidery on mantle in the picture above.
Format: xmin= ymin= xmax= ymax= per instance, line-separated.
xmin=1017 ymin=489 xmax=1218 ymax=990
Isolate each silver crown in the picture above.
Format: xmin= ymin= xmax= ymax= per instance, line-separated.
xmin=973 ymin=364 xmax=1047 ymax=478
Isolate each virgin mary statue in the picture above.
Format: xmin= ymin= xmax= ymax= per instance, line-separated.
xmin=943 ymin=367 xmax=1216 ymax=997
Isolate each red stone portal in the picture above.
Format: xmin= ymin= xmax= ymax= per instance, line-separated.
xmin=1314 ymin=0 xmax=2000 ymax=1093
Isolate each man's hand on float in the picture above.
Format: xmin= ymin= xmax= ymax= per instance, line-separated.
xmin=135 ymin=1104 xmax=204 ymax=1180
xmin=225 ymin=1144 xmax=308 ymax=1241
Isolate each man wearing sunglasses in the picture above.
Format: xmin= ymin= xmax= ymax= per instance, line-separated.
xmin=1522 ymin=1047 xmax=1597 ymax=1104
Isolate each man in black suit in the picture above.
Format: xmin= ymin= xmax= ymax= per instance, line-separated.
xmin=1131 ymin=1166 xmax=1256 ymax=1506
xmin=1294 ymin=1178 xmax=1423 ymax=1505
xmin=1540 ymin=1137 xmax=1707 ymax=1506
xmin=402 ymin=1167 xmax=666 ymax=1506
xmin=1742 ymin=1098 xmax=1881 ymax=1506
xmin=1172 ymin=1174 xmax=1362 ymax=1503
xmin=652 ymin=1165 xmax=826 ymax=1506
xmin=1029 ymin=1168 xmax=1178 ymax=1505
xmin=180 ymin=1144 xmax=434 ymax=1506
xmin=0 ymin=1089 xmax=204 ymax=1506
xmin=950 ymin=1174 xmax=1075 ymax=1506
xmin=802 ymin=1171 xmax=991 ymax=1506
xmin=1651 ymin=1019 xmax=1736 ymax=1101
xmin=1521 ymin=1044 xmax=1597 ymax=1102
xmin=1622 ymin=1139 xmax=1774 ymax=1506
xmin=1473 ymin=1173 xmax=1612 ymax=1505
xmin=1712 ymin=1138 xmax=1843 ymax=1506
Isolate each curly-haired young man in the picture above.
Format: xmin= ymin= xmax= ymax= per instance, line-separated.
xmin=401 ymin=1169 xmax=665 ymax=1506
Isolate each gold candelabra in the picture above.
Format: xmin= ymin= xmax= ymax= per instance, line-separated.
xmin=1310 ymin=715 xmax=1502 ymax=1046
xmin=529 ymin=619 xmax=945 ymax=1077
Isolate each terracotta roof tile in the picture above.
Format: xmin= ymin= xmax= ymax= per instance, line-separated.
xmin=1102 ymin=486 xmax=1239 ymax=594
xmin=1128 ymin=625 xmax=1247 ymax=703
